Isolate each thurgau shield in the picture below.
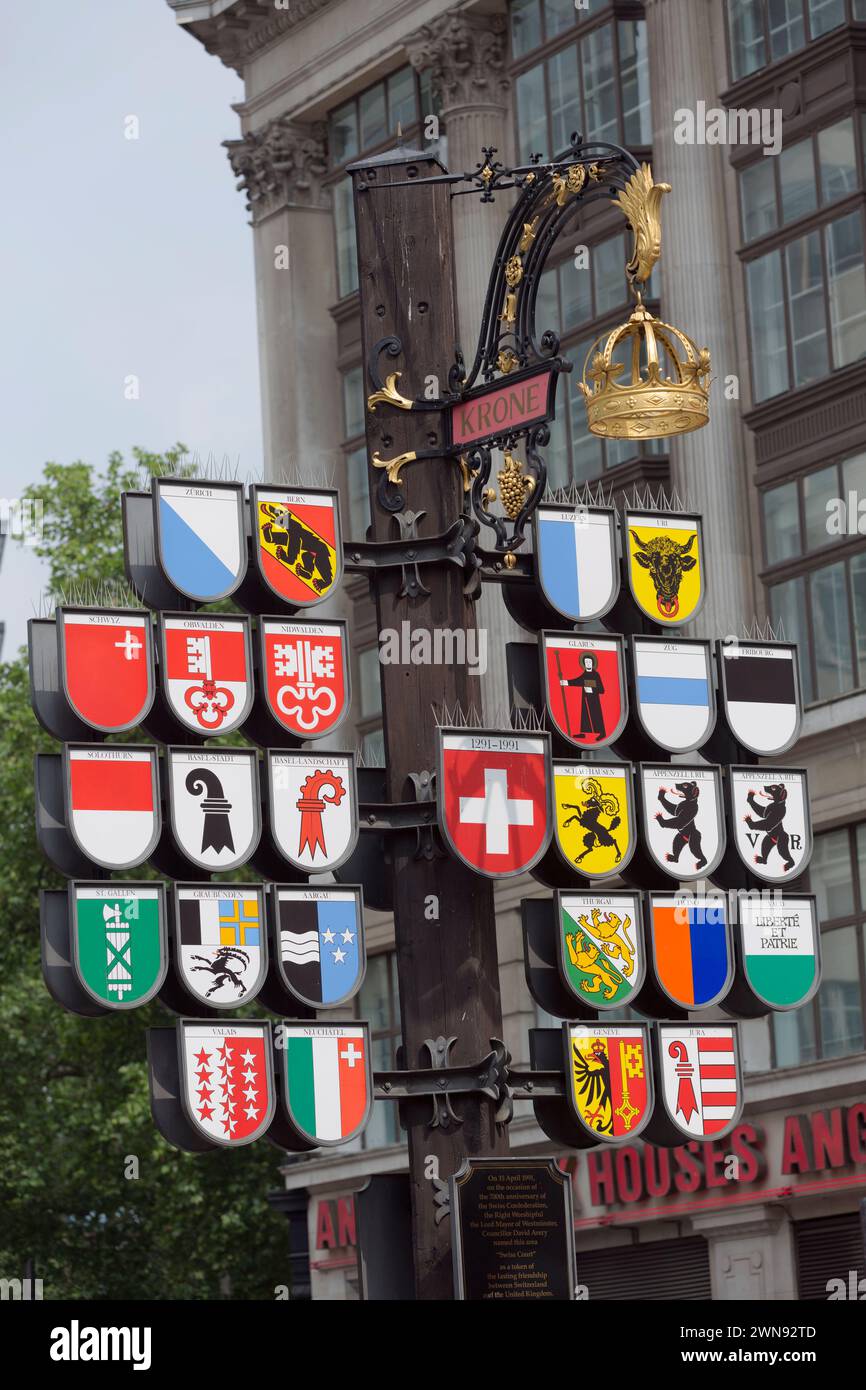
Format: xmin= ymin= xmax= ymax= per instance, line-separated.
xmin=639 ymin=763 xmax=725 ymax=882
xmin=556 ymin=891 xmax=644 ymax=1008
xmin=541 ymin=632 xmax=627 ymax=750
xmin=167 ymin=748 xmax=261 ymax=872
xmin=631 ymin=636 xmax=714 ymax=752
xmin=625 ymin=510 xmax=704 ymax=626
xmin=268 ymin=751 xmax=358 ymax=873
xmin=552 ymin=761 xmax=635 ymax=882
xmin=438 ymin=730 xmax=552 ymax=879
xmin=252 ymin=485 xmax=343 ymax=607
xmin=533 ymin=504 xmax=619 ymax=623
xmin=65 ymin=744 xmax=161 ymax=871
xmin=178 ymin=1019 xmax=275 ymax=1148
xmin=174 ymin=884 xmax=267 ymax=1008
xmin=729 ymin=767 xmax=812 ymax=882
xmin=656 ymin=1023 xmax=743 ymax=1141
xmin=717 ymin=640 xmax=801 ymax=756
xmin=736 ymin=893 xmax=821 ymax=1010
xmin=59 ymin=607 xmax=154 ymax=733
xmin=648 ymin=892 xmax=733 ymax=1010
xmin=274 ymin=885 xmax=365 ymax=1009
xmin=279 ymin=1021 xmax=373 ymax=1148
xmin=70 ymin=881 xmax=167 ymax=1009
xmin=153 ymin=478 xmax=246 ymax=602
xmin=563 ymin=1021 xmax=652 ymax=1143
xmin=160 ymin=613 xmax=253 ymax=736
xmin=260 ymin=617 xmax=350 ymax=739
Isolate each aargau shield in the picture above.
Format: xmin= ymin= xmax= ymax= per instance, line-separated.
xmin=65 ymin=744 xmax=161 ymax=871
xmin=718 ymin=640 xmax=802 ymax=756
xmin=541 ymin=632 xmax=627 ymax=749
xmin=260 ymin=618 xmax=350 ymax=739
xmin=631 ymin=636 xmax=715 ymax=752
xmin=252 ymin=485 xmax=342 ymax=607
xmin=167 ymin=748 xmax=261 ymax=872
xmin=656 ymin=1023 xmax=743 ymax=1141
xmin=625 ymin=510 xmax=704 ymax=626
xmin=160 ymin=613 xmax=252 ymax=735
xmin=268 ymin=751 xmax=358 ymax=873
xmin=639 ymin=763 xmax=725 ymax=882
xmin=58 ymin=607 xmax=154 ymax=733
xmin=70 ymin=881 xmax=167 ymax=1010
xmin=564 ymin=1022 xmax=652 ymax=1143
xmin=438 ymin=731 xmax=552 ymax=879
xmin=280 ymin=1021 xmax=373 ymax=1148
xmin=175 ymin=884 xmax=267 ymax=1008
xmin=729 ymin=767 xmax=811 ymax=882
xmin=153 ymin=478 xmax=246 ymax=602
xmin=648 ymin=893 xmax=733 ymax=1010
xmin=552 ymin=761 xmax=636 ymax=882
xmin=736 ymin=893 xmax=821 ymax=1010
xmin=274 ymin=885 xmax=365 ymax=1009
xmin=556 ymin=891 xmax=644 ymax=1008
xmin=533 ymin=504 xmax=619 ymax=623
xmin=178 ymin=1019 xmax=275 ymax=1148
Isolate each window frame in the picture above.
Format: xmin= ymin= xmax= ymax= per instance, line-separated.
xmin=725 ymin=0 xmax=854 ymax=85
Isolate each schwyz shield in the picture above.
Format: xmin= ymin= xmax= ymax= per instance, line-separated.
xmin=552 ymin=761 xmax=635 ymax=882
xmin=280 ymin=1021 xmax=373 ymax=1148
xmin=253 ymin=485 xmax=342 ymax=607
xmin=268 ymin=751 xmax=358 ymax=873
xmin=178 ymin=1019 xmax=275 ymax=1148
xmin=65 ymin=745 xmax=161 ymax=871
xmin=631 ymin=636 xmax=714 ymax=752
xmin=58 ymin=607 xmax=154 ymax=733
xmin=718 ymin=640 xmax=801 ymax=756
xmin=542 ymin=632 xmax=626 ymax=750
xmin=175 ymin=884 xmax=266 ymax=1008
xmin=556 ymin=891 xmax=644 ymax=1008
xmin=656 ymin=1024 xmax=742 ymax=1141
xmin=640 ymin=763 xmax=725 ymax=882
xmin=729 ymin=767 xmax=811 ymax=882
xmin=438 ymin=731 xmax=552 ymax=879
xmin=625 ymin=510 xmax=704 ymax=626
xmin=533 ymin=504 xmax=619 ymax=623
xmin=564 ymin=1022 xmax=652 ymax=1143
xmin=648 ymin=893 xmax=733 ymax=1010
xmin=70 ymin=882 xmax=166 ymax=1009
xmin=167 ymin=748 xmax=261 ymax=872
xmin=260 ymin=618 xmax=350 ymax=739
xmin=274 ymin=885 xmax=365 ymax=1009
xmin=153 ymin=478 xmax=246 ymax=602
xmin=160 ymin=613 xmax=252 ymax=735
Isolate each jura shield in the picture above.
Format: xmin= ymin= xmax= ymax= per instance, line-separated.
xmin=161 ymin=613 xmax=252 ymax=735
xmin=65 ymin=745 xmax=160 ymax=870
xmin=70 ymin=882 xmax=166 ymax=1009
xmin=737 ymin=894 xmax=820 ymax=1010
xmin=564 ymin=1021 xmax=652 ymax=1142
xmin=153 ymin=478 xmax=246 ymax=602
xmin=175 ymin=884 xmax=266 ymax=1008
xmin=656 ymin=1024 xmax=742 ymax=1141
xmin=625 ymin=511 xmax=704 ymax=626
xmin=729 ymin=767 xmax=812 ymax=882
xmin=556 ymin=891 xmax=643 ymax=1008
xmin=268 ymin=752 xmax=358 ymax=872
xmin=631 ymin=636 xmax=714 ymax=752
xmin=640 ymin=763 xmax=725 ymax=882
xmin=542 ymin=632 xmax=626 ymax=750
xmin=260 ymin=618 xmax=349 ymax=739
xmin=253 ymin=486 xmax=342 ymax=607
xmin=718 ymin=640 xmax=801 ymax=756
xmin=275 ymin=885 xmax=365 ymax=1009
xmin=178 ymin=1019 xmax=275 ymax=1148
xmin=59 ymin=608 xmax=153 ymax=733
xmin=438 ymin=731 xmax=552 ymax=879
xmin=648 ymin=893 xmax=733 ymax=1010
xmin=552 ymin=762 xmax=635 ymax=882
xmin=534 ymin=504 xmax=618 ymax=622
xmin=168 ymin=748 xmax=260 ymax=872
xmin=280 ymin=1021 xmax=373 ymax=1148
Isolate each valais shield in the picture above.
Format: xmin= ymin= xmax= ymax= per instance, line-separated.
xmin=153 ymin=478 xmax=246 ymax=602
xmin=534 ymin=504 xmax=619 ymax=623
xmin=59 ymin=607 xmax=154 ymax=733
xmin=719 ymin=641 xmax=802 ymax=756
xmin=564 ymin=1022 xmax=652 ymax=1143
xmin=175 ymin=884 xmax=266 ymax=1008
xmin=65 ymin=745 xmax=161 ymax=870
xmin=656 ymin=1024 xmax=742 ymax=1141
xmin=631 ymin=636 xmax=714 ymax=752
xmin=640 ymin=763 xmax=725 ymax=882
xmin=625 ymin=511 xmax=704 ymax=626
xmin=552 ymin=761 xmax=635 ymax=881
xmin=178 ymin=1019 xmax=275 ymax=1148
xmin=542 ymin=632 xmax=626 ymax=749
xmin=438 ymin=731 xmax=552 ymax=879
xmin=160 ymin=613 xmax=252 ymax=735
xmin=280 ymin=1021 xmax=373 ymax=1148
xmin=737 ymin=894 xmax=821 ymax=1010
xmin=556 ymin=891 xmax=644 ymax=1008
xmin=648 ymin=893 xmax=733 ymax=1010
xmin=268 ymin=752 xmax=358 ymax=873
xmin=260 ymin=618 xmax=349 ymax=739
xmin=253 ymin=485 xmax=342 ymax=607
xmin=729 ymin=767 xmax=811 ymax=882
xmin=274 ymin=885 xmax=365 ymax=1009
xmin=168 ymin=748 xmax=261 ymax=872
xmin=70 ymin=882 xmax=167 ymax=1009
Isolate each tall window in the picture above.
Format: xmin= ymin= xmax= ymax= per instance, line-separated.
xmin=727 ymin=0 xmax=849 ymax=82
xmin=341 ymin=364 xmax=370 ymax=539
xmin=357 ymin=645 xmax=384 ymax=764
xmin=353 ymin=952 xmax=401 ymax=1149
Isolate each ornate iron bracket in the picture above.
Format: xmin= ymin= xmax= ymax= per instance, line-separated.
xmin=506 ymin=1068 xmax=567 ymax=1102
xmin=344 ymin=511 xmax=480 ymax=598
xmin=358 ymin=769 xmax=439 ymax=860
xmin=373 ymin=1035 xmax=509 ymax=1130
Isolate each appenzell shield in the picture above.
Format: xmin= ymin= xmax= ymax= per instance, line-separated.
xmin=648 ymin=893 xmax=733 ymax=1010
xmin=552 ymin=761 xmax=635 ymax=882
xmin=640 ymin=763 xmax=725 ymax=882
xmin=275 ymin=885 xmax=365 ymax=1009
xmin=260 ymin=618 xmax=349 ymax=739
xmin=631 ymin=636 xmax=714 ymax=752
xmin=737 ymin=894 xmax=821 ymax=1010
xmin=438 ymin=731 xmax=552 ymax=879
xmin=556 ymin=891 xmax=644 ymax=1008
xmin=542 ymin=632 xmax=626 ymax=750
xmin=729 ymin=767 xmax=811 ymax=882
xmin=253 ymin=485 xmax=342 ymax=607
xmin=65 ymin=745 xmax=161 ymax=870
xmin=153 ymin=478 xmax=246 ymax=602
xmin=718 ymin=640 xmax=801 ymax=756
xmin=168 ymin=748 xmax=261 ymax=872
xmin=534 ymin=504 xmax=619 ymax=623
xmin=58 ymin=607 xmax=154 ymax=733
xmin=268 ymin=752 xmax=358 ymax=873
xmin=160 ymin=613 xmax=252 ymax=736
xmin=625 ymin=511 xmax=704 ymax=626
xmin=179 ymin=1020 xmax=275 ymax=1148
xmin=175 ymin=884 xmax=266 ymax=1008
xmin=70 ymin=882 xmax=167 ymax=1009
xmin=280 ymin=1021 xmax=373 ymax=1148
xmin=657 ymin=1024 xmax=742 ymax=1141
xmin=564 ymin=1022 xmax=652 ymax=1143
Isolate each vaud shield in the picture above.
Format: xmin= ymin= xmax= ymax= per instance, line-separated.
xmin=260 ymin=617 xmax=350 ymax=739
xmin=268 ymin=751 xmax=358 ymax=872
xmin=556 ymin=891 xmax=644 ymax=1008
xmin=717 ymin=639 xmax=802 ymax=756
xmin=654 ymin=1023 xmax=743 ymax=1142
xmin=70 ymin=881 xmax=167 ymax=1010
xmin=541 ymin=632 xmax=627 ymax=750
xmin=65 ymin=744 xmax=161 ymax=871
xmin=438 ymin=730 xmax=552 ymax=879
xmin=160 ymin=613 xmax=253 ymax=736
xmin=174 ymin=884 xmax=267 ymax=1009
xmin=639 ymin=763 xmax=725 ymax=882
xmin=729 ymin=767 xmax=812 ymax=883
xmin=647 ymin=892 xmax=733 ymax=1011
xmin=552 ymin=761 xmax=635 ymax=882
xmin=178 ymin=1019 xmax=275 ymax=1148
xmin=58 ymin=607 xmax=154 ymax=734
xmin=631 ymin=635 xmax=715 ymax=752
xmin=625 ymin=510 xmax=704 ymax=626
xmin=563 ymin=1022 xmax=652 ymax=1143
xmin=274 ymin=885 xmax=365 ymax=1009
xmin=533 ymin=503 xmax=619 ymax=623
xmin=153 ymin=478 xmax=247 ymax=602
xmin=252 ymin=485 xmax=343 ymax=607
xmin=735 ymin=893 xmax=821 ymax=1011
xmin=279 ymin=1021 xmax=373 ymax=1148
xmin=167 ymin=747 xmax=261 ymax=872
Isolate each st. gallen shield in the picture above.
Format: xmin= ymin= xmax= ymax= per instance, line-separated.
xmin=70 ymin=882 xmax=167 ymax=1009
xmin=534 ymin=504 xmax=619 ymax=623
xmin=178 ymin=1019 xmax=275 ymax=1148
xmin=656 ymin=1024 xmax=743 ymax=1141
xmin=552 ymin=761 xmax=635 ymax=882
xmin=438 ymin=731 xmax=552 ymax=879
xmin=160 ymin=613 xmax=252 ymax=736
xmin=280 ymin=1021 xmax=373 ymax=1148
xmin=274 ymin=885 xmax=365 ymax=1009
xmin=260 ymin=617 xmax=350 ymax=739
xmin=625 ymin=510 xmax=704 ymax=626
xmin=736 ymin=894 xmax=821 ymax=1010
xmin=153 ymin=478 xmax=246 ymax=602
xmin=268 ymin=751 xmax=358 ymax=873
xmin=58 ymin=607 xmax=154 ymax=733
xmin=640 ymin=763 xmax=725 ymax=882
xmin=542 ymin=632 xmax=627 ymax=750
xmin=648 ymin=893 xmax=733 ymax=1010
xmin=729 ymin=767 xmax=812 ymax=882
xmin=252 ymin=485 xmax=342 ymax=608
xmin=167 ymin=748 xmax=261 ymax=873
xmin=564 ymin=1022 xmax=652 ymax=1143
xmin=631 ymin=636 xmax=715 ymax=752
xmin=65 ymin=745 xmax=161 ymax=871
xmin=175 ymin=884 xmax=266 ymax=1009
xmin=718 ymin=640 xmax=801 ymax=756
xmin=556 ymin=891 xmax=644 ymax=1008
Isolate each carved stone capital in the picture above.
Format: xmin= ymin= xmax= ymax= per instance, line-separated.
xmin=406 ymin=7 xmax=509 ymax=113
xmin=224 ymin=117 xmax=329 ymax=218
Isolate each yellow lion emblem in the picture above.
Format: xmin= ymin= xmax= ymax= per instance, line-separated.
xmin=565 ymin=909 xmax=635 ymax=1000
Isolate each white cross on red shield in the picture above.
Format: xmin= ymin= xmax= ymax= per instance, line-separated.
xmin=438 ymin=731 xmax=552 ymax=878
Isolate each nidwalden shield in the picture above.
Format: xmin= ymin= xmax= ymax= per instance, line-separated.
xmin=268 ymin=751 xmax=358 ymax=873
xmin=728 ymin=767 xmax=812 ymax=882
xmin=153 ymin=478 xmax=246 ymax=602
xmin=160 ymin=613 xmax=252 ymax=736
xmin=65 ymin=745 xmax=161 ymax=871
xmin=252 ymin=485 xmax=342 ymax=607
xmin=59 ymin=607 xmax=154 ymax=734
xmin=717 ymin=640 xmax=801 ymax=756
xmin=280 ymin=1021 xmax=373 ymax=1148
xmin=274 ymin=885 xmax=365 ymax=1009
xmin=639 ymin=763 xmax=725 ymax=882
xmin=648 ymin=893 xmax=733 ymax=1010
xmin=736 ymin=894 xmax=821 ymax=1010
xmin=552 ymin=761 xmax=635 ymax=882
xmin=438 ymin=730 xmax=552 ymax=879
xmin=563 ymin=1021 xmax=652 ymax=1143
xmin=631 ymin=636 xmax=714 ymax=752
xmin=624 ymin=510 xmax=704 ymax=626
xmin=556 ymin=891 xmax=644 ymax=1008
xmin=260 ymin=617 xmax=350 ymax=739
xmin=167 ymin=748 xmax=261 ymax=872
xmin=70 ymin=882 xmax=167 ymax=1010
xmin=178 ymin=1019 xmax=275 ymax=1148
xmin=655 ymin=1023 xmax=742 ymax=1141
xmin=533 ymin=504 xmax=619 ymax=623
xmin=542 ymin=632 xmax=627 ymax=750
xmin=174 ymin=884 xmax=267 ymax=1008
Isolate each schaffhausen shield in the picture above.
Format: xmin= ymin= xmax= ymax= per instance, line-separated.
xmin=717 ymin=640 xmax=802 ymax=756
xmin=552 ymin=761 xmax=636 ymax=882
xmin=631 ymin=636 xmax=715 ymax=752
xmin=556 ymin=891 xmax=644 ymax=1008
xmin=280 ymin=1021 xmax=373 ymax=1148
xmin=178 ymin=1019 xmax=275 ymax=1148
xmin=541 ymin=632 xmax=627 ymax=750
xmin=65 ymin=744 xmax=161 ymax=871
xmin=655 ymin=1023 xmax=743 ymax=1142
xmin=533 ymin=504 xmax=619 ymax=623
xmin=640 ymin=763 xmax=725 ymax=882
xmin=274 ymin=885 xmax=365 ymax=1009
xmin=736 ymin=893 xmax=821 ymax=1010
xmin=70 ymin=881 xmax=167 ymax=1009
xmin=728 ymin=766 xmax=812 ymax=882
xmin=153 ymin=478 xmax=247 ymax=602
xmin=438 ymin=730 xmax=552 ymax=879
xmin=58 ymin=607 xmax=154 ymax=733
xmin=160 ymin=613 xmax=253 ymax=736
xmin=648 ymin=892 xmax=733 ymax=1010
xmin=252 ymin=485 xmax=343 ymax=608
xmin=625 ymin=510 xmax=704 ymax=627
xmin=268 ymin=751 xmax=358 ymax=873
xmin=563 ymin=1021 xmax=652 ymax=1143
xmin=260 ymin=617 xmax=350 ymax=739
xmin=174 ymin=883 xmax=267 ymax=1008
xmin=168 ymin=747 xmax=261 ymax=872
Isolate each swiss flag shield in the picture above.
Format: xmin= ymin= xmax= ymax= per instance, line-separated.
xmin=260 ymin=618 xmax=349 ymax=739
xmin=59 ymin=608 xmax=153 ymax=733
xmin=438 ymin=730 xmax=551 ymax=878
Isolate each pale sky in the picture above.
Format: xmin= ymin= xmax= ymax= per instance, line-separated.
xmin=0 ymin=0 xmax=261 ymax=654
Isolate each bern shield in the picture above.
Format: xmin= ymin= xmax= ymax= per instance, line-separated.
xmin=252 ymin=485 xmax=342 ymax=608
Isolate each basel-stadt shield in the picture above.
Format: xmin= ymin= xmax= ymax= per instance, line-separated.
xmin=631 ymin=636 xmax=714 ymax=752
xmin=275 ymin=885 xmax=365 ymax=1009
xmin=556 ymin=891 xmax=643 ymax=1007
xmin=268 ymin=752 xmax=358 ymax=872
xmin=65 ymin=745 xmax=160 ymax=870
xmin=253 ymin=486 xmax=342 ymax=607
xmin=70 ymin=882 xmax=166 ymax=1009
xmin=261 ymin=618 xmax=349 ymax=738
xmin=718 ymin=640 xmax=801 ymax=756
xmin=737 ymin=894 xmax=821 ymax=1010
xmin=154 ymin=478 xmax=246 ymax=602
xmin=552 ymin=761 xmax=635 ymax=881
xmin=175 ymin=884 xmax=266 ymax=1008
xmin=59 ymin=607 xmax=153 ymax=733
xmin=542 ymin=632 xmax=626 ymax=749
xmin=438 ymin=731 xmax=552 ymax=878
xmin=168 ymin=748 xmax=260 ymax=872
xmin=534 ymin=504 xmax=618 ymax=622
xmin=640 ymin=763 xmax=724 ymax=881
xmin=280 ymin=1021 xmax=373 ymax=1147
xmin=729 ymin=767 xmax=811 ymax=882
xmin=564 ymin=1022 xmax=652 ymax=1142
xmin=179 ymin=1019 xmax=275 ymax=1147
xmin=161 ymin=613 xmax=252 ymax=735
xmin=648 ymin=893 xmax=732 ymax=1010
xmin=625 ymin=511 xmax=703 ymax=625
xmin=657 ymin=1024 xmax=742 ymax=1140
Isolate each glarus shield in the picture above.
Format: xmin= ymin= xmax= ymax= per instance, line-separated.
xmin=59 ymin=607 xmax=154 ymax=733
xmin=65 ymin=745 xmax=161 ymax=871
xmin=438 ymin=731 xmax=552 ymax=879
xmin=556 ymin=891 xmax=644 ymax=1008
xmin=729 ymin=767 xmax=811 ymax=882
xmin=542 ymin=632 xmax=627 ymax=750
xmin=160 ymin=613 xmax=252 ymax=735
xmin=280 ymin=1021 xmax=373 ymax=1148
xmin=153 ymin=478 xmax=246 ymax=602
xmin=639 ymin=763 xmax=725 ymax=882
xmin=260 ymin=618 xmax=349 ymax=739
xmin=167 ymin=748 xmax=261 ymax=872
xmin=625 ymin=511 xmax=704 ymax=626
xmin=268 ymin=751 xmax=358 ymax=873
xmin=252 ymin=485 xmax=342 ymax=607
xmin=175 ymin=884 xmax=266 ymax=1008
xmin=70 ymin=882 xmax=166 ymax=1009
xmin=178 ymin=1019 xmax=275 ymax=1148
xmin=552 ymin=761 xmax=635 ymax=882
xmin=564 ymin=1022 xmax=652 ymax=1143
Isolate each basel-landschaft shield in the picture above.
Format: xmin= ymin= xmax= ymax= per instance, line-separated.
xmin=275 ymin=885 xmax=365 ymax=1009
xmin=175 ymin=884 xmax=266 ymax=1008
xmin=640 ymin=763 xmax=724 ymax=882
xmin=718 ymin=640 xmax=801 ymax=756
xmin=625 ymin=511 xmax=703 ymax=626
xmin=268 ymin=751 xmax=358 ymax=872
xmin=280 ymin=1021 xmax=372 ymax=1148
xmin=564 ymin=1022 xmax=652 ymax=1142
xmin=253 ymin=485 xmax=342 ymax=607
xmin=552 ymin=762 xmax=635 ymax=881
xmin=65 ymin=745 xmax=161 ymax=871
xmin=542 ymin=632 xmax=626 ymax=749
xmin=534 ymin=504 xmax=618 ymax=623
xmin=438 ymin=731 xmax=552 ymax=878
xmin=59 ymin=607 xmax=154 ymax=733
xmin=631 ymin=636 xmax=714 ymax=752
xmin=556 ymin=891 xmax=643 ymax=1007
xmin=648 ymin=893 xmax=732 ymax=1010
xmin=178 ymin=1019 xmax=275 ymax=1148
xmin=261 ymin=618 xmax=349 ymax=739
xmin=161 ymin=613 xmax=252 ymax=735
xmin=656 ymin=1023 xmax=742 ymax=1141
xmin=736 ymin=894 xmax=821 ymax=1010
xmin=153 ymin=478 xmax=246 ymax=602
xmin=168 ymin=748 xmax=260 ymax=872
xmin=71 ymin=882 xmax=166 ymax=1009
xmin=729 ymin=767 xmax=812 ymax=882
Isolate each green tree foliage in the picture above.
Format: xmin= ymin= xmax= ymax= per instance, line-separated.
xmin=0 ymin=449 xmax=294 ymax=1300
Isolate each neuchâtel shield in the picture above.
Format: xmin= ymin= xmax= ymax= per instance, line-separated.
xmin=656 ymin=1023 xmax=742 ymax=1141
xmin=625 ymin=511 xmax=704 ymax=626
xmin=729 ymin=767 xmax=812 ymax=882
xmin=631 ymin=636 xmax=714 ymax=752
xmin=178 ymin=1019 xmax=275 ymax=1148
xmin=160 ymin=613 xmax=252 ymax=735
xmin=70 ymin=882 xmax=167 ymax=1009
xmin=564 ymin=1022 xmax=652 ymax=1143
xmin=552 ymin=761 xmax=635 ymax=882
xmin=167 ymin=748 xmax=261 ymax=872
xmin=438 ymin=731 xmax=552 ymax=879
xmin=252 ymin=485 xmax=342 ymax=607
xmin=65 ymin=745 xmax=161 ymax=871
xmin=640 ymin=763 xmax=725 ymax=882
xmin=533 ymin=504 xmax=619 ymax=622
xmin=541 ymin=632 xmax=627 ymax=749
xmin=59 ymin=607 xmax=154 ymax=733
xmin=280 ymin=1021 xmax=373 ymax=1148
xmin=268 ymin=751 xmax=358 ymax=873
xmin=175 ymin=884 xmax=267 ymax=1008
xmin=737 ymin=894 xmax=821 ymax=1010
xmin=260 ymin=618 xmax=350 ymax=739
xmin=153 ymin=478 xmax=246 ymax=603
xmin=648 ymin=893 xmax=733 ymax=1010
xmin=274 ymin=885 xmax=365 ymax=1009
xmin=556 ymin=891 xmax=644 ymax=1008
xmin=717 ymin=640 xmax=801 ymax=756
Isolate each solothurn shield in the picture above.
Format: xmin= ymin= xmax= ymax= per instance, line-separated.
xmin=533 ymin=504 xmax=618 ymax=623
xmin=260 ymin=617 xmax=350 ymax=739
xmin=729 ymin=766 xmax=811 ymax=882
xmin=718 ymin=640 xmax=802 ymax=756
xmin=153 ymin=478 xmax=246 ymax=602
xmin=268 ymin=751 xmax=358 ymax=873
xmin=736 ymin=893 xmax=821 ymax=1010
xmin=556 ymin=891 xmax=644 ymax=1008
xmin=563 ymin=1022 xmax=652 ymax=1143
xmin=65 ymin=745 xmax=161 ymax=870
xmin=648 ymin=892 xmax=733 ymax=1010
xmin=58 ymin=607 xmax=154 ymax=733
xmin=639 ymin=763 xmax=725 ymax=882
xmin=631 ymin=635 xmax=714 ymax=752
xmin=178 ymin=1019 xmax=275 ymax=1147
xmin=280 ymin=1021 xmax=373 ymax=1148
xmin=167 ymin=747 xmax=261 ymax=872
xmin=438 ymin=730 xmax=552 ymax=879
xmin=541 ymin=632 xmax=627 ymax=750
xmin=252 ymin=485 xmax=342 ymax=607
xmin=625 ymin=511 xmax=704 ymax=626
xmin=70 ymin=881 xmax=167 ymax=1009
xmin=552 ymin=761 xmax=635 ymax=882
xmin=656 ymin=1023 xmax=742 ymax=1140
xmin=274 ymin=885 xmax=365 ymax=1009
xmin=160 ymin=613 xmax=252 ymax=736
xmin=174 ymin=884 xmax=267 ymax=1008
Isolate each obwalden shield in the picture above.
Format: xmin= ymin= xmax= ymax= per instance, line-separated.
xmin=564 ymin=1022 xmax=652 ymax=1143
xmin=737 ymin=894 xmax=821 ymax=1010
xmin=631 ymin=636 xmax=714 ymax=752
xmin=252 ymin=485 xmax=342 ymax=607
xmin=729 ymin=767 xmax=812 ymax=882
xmin=640 ymin=763 xmax=725 ymax=882
xmin=178 ymin=1019 xmax=275 ymax=1148
xmin=552 ymin=762 xmax=635 ymax=881
xmin=70 ymin=882 xmax=166 ymax=1009
xmin=280 ymin=1021 xmax=373 ymax=1148
xmin=153 ymin=478 xmax=247 ymax=603
xmin=541 ymin=632 xmax=627 ymax=750
xmin=160 ymin=613 xmax=252 ymax=735
xmin=556 ymin=891 xmax=644 ymax=1007
xmin=533 ymin=504 xmax=619 ymax=623
xmin=648 ymin=893 xmax=733 ymax=1010
xmin=625 ymin=511 xmax=704 ymax=626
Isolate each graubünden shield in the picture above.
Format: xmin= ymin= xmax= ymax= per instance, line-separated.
xmin=631 ymin=636 xmax=715 ymax=752
xmin=718 ymin=640 xmax=801 ymax=756
xmin=552 ymin=761 xmax=635 ymax=882
xmin=625 ymin=511 xmax=704 ymax=626
xmin=260 ymin=618 xmax=350 ymax=739
xmin=59 ymin=607 xmax=154 ymax=733
xmin=65 ymin=745 xmax=161 ymax=871
xmin=153 ymin=478 xmax=246 ymax=603
xmin=275 ymin=885 xmax=365 ymax=1009
xmin=175 ymin=884 xmax=266 ymax=1008
xmin=280 ymin=1021 xmax=373 ymax=1148
xmin=640 ymin=763 xmax=725 ymax=882
xmin=167 ymin=748 xmax=261 ymax=872
xmin=564 ymin=1022 xmax=652 ymax=1143
xmin=542 ymin=632 xmax=627 ymax=750
xmin=253 ymin=485 xmax=342 ymax=608
xmin=70 ymin=882 xmax=167 ymax=1009
xmin=178 ymin=1019 xmax=275 ymax=1148
xmin=736 ymin=894 xmax=821 ymax=1010
xmin=729 ymin=767 xmax=812 ymax=882
xmin=556 ymin=891 xmax=643 ymax=1008
xmin=438 ymin=731 xmax=552 ymax=879
xmin=533 ymin=504 xmax=619 ymax=623
xmin=268 ymin=751 xmax=358 ymax=873
xmin=656 ymin=1023 xmax=743 ymax=1141
xmin=160 ymin=613 xmax=252 ymax=736
xmin=648 ymin=893 xmax=733 ymax=1010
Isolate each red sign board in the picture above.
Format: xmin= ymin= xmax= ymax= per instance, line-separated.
xmin=449 ymin=368 xmax=556 ymax=449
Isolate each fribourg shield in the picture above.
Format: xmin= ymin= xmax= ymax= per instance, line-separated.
xmin=648 ymin=893 xmax=733 ymax=1010
xmin=640 ymin=763 xmax=725 ymax=882
xmin=275 ymin=885 xmax=365 ymax=1009
xmin=175 ymin=884 xmax=266 ymax=1008
xmin=718 ymin=640 xmax=801 ymax=756
xmin=729 ymin=767 xmax=811 ymax=882
xmin=161 ymin=613 xmax=252 ymax=735
xmin=534 ymin=504 xmax=619 ymax=623
xmin=625 ymin=511 xmax=704 ymax=626
xmin=65 ymin=745 xmax=160 ymax=870
xmin=253 ymin=485 xmax=342 ymax=607
xmin=736 ymin=894 xmax=821 ymax=1010
xmin=260 ymin=618 xmax=350 ymax=739
xmin=438 ymin=731 xmax=552 ymax=879
xmin=556 ymin=891 xmax=643 ymax=1008
xmin=70 ymin=881 xmax=166 ymax=1009
xmin=542 ymin=632 xmax=626 ymax=750
xmin=153 ymin=478 xmax=246 ymax=602
xmin=564 ymin=1022 xmax=652 ymax=1143
xmin=268 ymin=751 xmax=358 ymax=873
xmin=631 ymin=636 xmax=714 ymax=752
xmin=178 ymin=1019 xmax=275 ymax=1148
xmin=59 ymin=607 xmax=153 ymax=733
xmin=279 ymin=1021 xmax=373 ymax=1148
xmin=657 ymin=1024 xmax=742 ymax=1141
xmin=168 ymin=748 xmax=260 ymax=872
xmin=552 ymin=761 xmax=635 ymax=881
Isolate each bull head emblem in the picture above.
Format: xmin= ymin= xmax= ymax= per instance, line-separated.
xmin=630 ymin=529 xmax=697 ymax=619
